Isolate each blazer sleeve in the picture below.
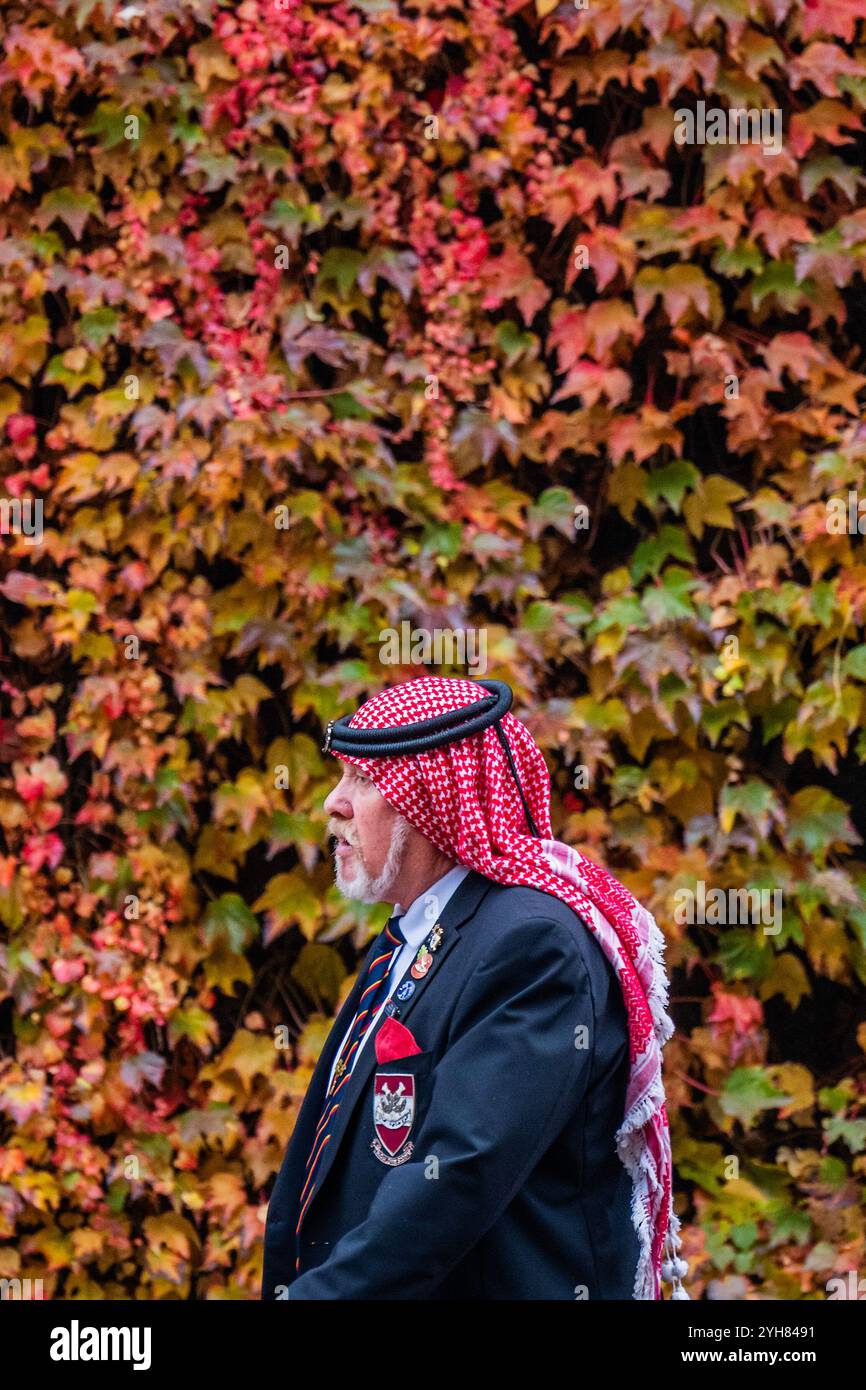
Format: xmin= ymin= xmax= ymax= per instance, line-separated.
xmin=286 ymin=915 xmax=599 ymax=1300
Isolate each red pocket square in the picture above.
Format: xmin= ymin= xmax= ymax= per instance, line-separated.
xmin=375 ymin=1016 xmax=423 ymax=1064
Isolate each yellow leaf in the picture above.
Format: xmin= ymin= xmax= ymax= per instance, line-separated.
xmin=202 ymin=943 xmax=253 ymax=994
xmin=805 ymin=914 xmax=850 ymax=981
xmin=212 ymin=1028 xmax=276 ymax=1086
xmin=253 ymin=869 xmax=321 ymax=944
xmin=292 ymin=942 xmax=347 ymax=1008
xmin=205 ymin=1170 xmax=247 ymax=1218
xmin=17 ymin=1170 xmax=62 ymax=1212
xmin=72 ymin=1227 xmax=105 ymax=1260
xmin=143 ymin=1214 xmax=200 ymax=1285
xmin=296 ymin=1014 xmax=332 ymax=1068
xmin=0 ymin=383 xmax=21 ymax=428
xmin=607 ymin=461 xmax=646 ymax=522
xmin=193 ymin=825 xmax=239 ymax=881
xmin=760 ymin=953 xmax=811 ymax=1009
xmin=31 ymin=1229 xmax=74 ymax=1270
xmin=188 ymin=39 xmax=238 ymax=91
xmin=767 ymin=1063 xmax=815 ymax=1117
xmin=684 ymin=475 xmax=748 ymax=539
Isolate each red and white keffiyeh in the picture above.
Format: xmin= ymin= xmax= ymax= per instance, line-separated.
xmin=330 ymin=675 xmax=688 ymax=1300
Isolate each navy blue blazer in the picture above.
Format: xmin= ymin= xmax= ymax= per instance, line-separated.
xmin=262 ymin=869 xmax=640 ymax=1300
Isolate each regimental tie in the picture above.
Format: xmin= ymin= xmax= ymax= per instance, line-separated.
xmin=295 ymin=915 xmax=407 ymax=1262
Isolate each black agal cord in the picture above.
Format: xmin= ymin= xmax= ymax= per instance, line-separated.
xmin=322 ymin=679 xmax=540 ymax=837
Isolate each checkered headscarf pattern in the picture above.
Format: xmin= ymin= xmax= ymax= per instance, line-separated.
xmin=329 ymin=675 xmax=688 ymax=1300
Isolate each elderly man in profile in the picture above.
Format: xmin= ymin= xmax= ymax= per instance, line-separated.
xmin=262 ymin=677 xmax=686 ymax=1301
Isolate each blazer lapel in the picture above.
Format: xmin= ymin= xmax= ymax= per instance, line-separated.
xmin=379 ymin=870 xmax=492 ymax=1031
xmin=303 ymin=870 xmax=494 ymax=1211
xmin=273 ymin=929 xmax=385 ymax=1211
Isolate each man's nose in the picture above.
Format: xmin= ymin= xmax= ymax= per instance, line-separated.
xmin=323 ymin=774 xmax=353 ymax=818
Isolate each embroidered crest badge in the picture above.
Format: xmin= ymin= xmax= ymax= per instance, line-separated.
xmin=371 ymin=1072 xmax=416 ymax=1166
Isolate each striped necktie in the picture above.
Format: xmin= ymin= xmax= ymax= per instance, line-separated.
xmin=295 ymin=915 xmax=406 ymax=1251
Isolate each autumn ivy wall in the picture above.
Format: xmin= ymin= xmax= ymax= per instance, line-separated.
xmin=1 ymin=0 xmax=866 ymax=1298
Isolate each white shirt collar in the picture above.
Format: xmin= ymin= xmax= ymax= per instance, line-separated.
xmin=392 ymin=864 xmax=470 ymax=949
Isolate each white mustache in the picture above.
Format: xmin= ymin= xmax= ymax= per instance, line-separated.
xmin=329 ymin=819 xmax=359 ymax=848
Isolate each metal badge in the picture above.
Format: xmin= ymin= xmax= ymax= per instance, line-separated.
xmin=410 ymin=946 xmax=433 ymax=979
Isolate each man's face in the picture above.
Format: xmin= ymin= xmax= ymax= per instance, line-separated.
xmin=323 ymin=763 xmax=408 ymax=903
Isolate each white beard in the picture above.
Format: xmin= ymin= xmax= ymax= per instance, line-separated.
xmin=334 ymin=814 xmax=412 ymax=904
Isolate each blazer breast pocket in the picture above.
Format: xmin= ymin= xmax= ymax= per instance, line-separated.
xmin=371 ymin=1050 xmax=434 ymax=1168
